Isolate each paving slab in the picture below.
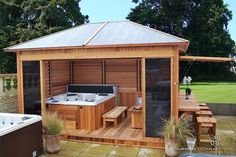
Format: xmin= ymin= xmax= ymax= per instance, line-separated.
xmin=109 ymin=145 xmax=140 ymax=157
xmin=83 ymin=143 xmax=114 ymax=156
xmin=137 ymin=148 xmax=165 ymax=157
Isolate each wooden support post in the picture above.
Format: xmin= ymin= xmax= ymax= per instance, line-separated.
xmin=141 ymin=58 xmax=146 ymax=137
xmin=172 ymin=48 xmax=179 ymax=119
xmin=40 ymin=60 xmax=46 ymax=114
xmin=17 ymin=52 xmax=24 ymax=113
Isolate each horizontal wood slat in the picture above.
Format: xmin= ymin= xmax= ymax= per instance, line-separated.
xmin=44 ymin=59 xmax=142 ymax=108
xmin=51 ymin=60 xmax=70 ymax=95
xmin=119 ymin=91 xmax=142 ymax=108
xmin=73 ymin=60 xmax=102 ymax=84
xmin=105 ymin=59 xmax=137 ymax=89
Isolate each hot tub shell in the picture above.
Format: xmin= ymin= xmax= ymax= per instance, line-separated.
xmin=0 ymin=113 xmax=43 ymax=157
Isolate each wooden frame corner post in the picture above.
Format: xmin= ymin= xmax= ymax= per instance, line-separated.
xmin=141 ymin=58 xmax=146 ymax=137
xmin=40 ymin=60 xmax=46 ymax=114
xmin=172 ymin=49 xmax=179 ymax=119
xmin=17 ymin=52 xmax=24 ymax=113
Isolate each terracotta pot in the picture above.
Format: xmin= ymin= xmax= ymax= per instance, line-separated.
xmin=165 ymin=139 xmax=177 ymax=157
xmin=45 ymin=135 xmax=60 ymax=154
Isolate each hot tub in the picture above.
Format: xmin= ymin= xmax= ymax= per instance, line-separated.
xmin=46 ymin=93 xmax=115 ymax=106
xmin=0 ymin=113 xmax=43 ymax=157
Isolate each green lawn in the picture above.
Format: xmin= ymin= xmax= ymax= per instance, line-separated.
xmin=180 ymin=82 xmax=236 ymax=104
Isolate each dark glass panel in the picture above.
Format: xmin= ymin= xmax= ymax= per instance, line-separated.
xmin=23 ymin=61 xmax=41 ymax=114
xmin=145 ymin=58 xmax=171 ymax=137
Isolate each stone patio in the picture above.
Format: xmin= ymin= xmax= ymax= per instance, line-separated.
xmin=40 ymin=116 xmax=236 ymax=157
xmin=214 ymin=116 xmax=236 ymax=155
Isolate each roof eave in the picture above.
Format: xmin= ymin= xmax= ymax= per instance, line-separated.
xmin=4 ymin=42 xmax=190 ymax=53
xmin=178 ymin=41 xmax=190 ymax=53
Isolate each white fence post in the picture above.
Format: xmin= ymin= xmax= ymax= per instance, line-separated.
xmin=0 ymin=74 xmax=17 ymax=92
xmin=0 ymin=77 xmax=3 ymax=93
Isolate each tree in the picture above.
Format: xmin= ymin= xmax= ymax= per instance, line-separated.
xmin=0 ymin=0 xmax=88 ymax=73
xmin=128 ymin=0 xmax=235 ymax=81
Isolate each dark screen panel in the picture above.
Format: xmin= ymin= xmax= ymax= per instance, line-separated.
xmin=145 ymin=58 xmax=170 ymax=137
xmin=23 ymin=61 xmax=41 ymax=115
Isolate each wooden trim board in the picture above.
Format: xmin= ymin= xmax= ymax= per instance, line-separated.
xmin=180 ymin=55 xmax=234 ymax=62
xmin=17 ymin=46 xmax=175 ymax=61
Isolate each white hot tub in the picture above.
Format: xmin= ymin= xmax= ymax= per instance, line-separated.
xmin=0 ymin=113 xmax=43 ymax=157
xmin=46 ymin=93 xmax=115 ymax=106
xmin=0 ymin=113 xmax=42 ymax=136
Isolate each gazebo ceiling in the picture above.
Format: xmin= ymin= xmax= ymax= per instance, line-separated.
xmin=4 ymin=20 xmax=189 ymax=52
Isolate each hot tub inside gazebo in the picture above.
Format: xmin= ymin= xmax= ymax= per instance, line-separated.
xmin=4 ymin=21 xmax=190 ymax=148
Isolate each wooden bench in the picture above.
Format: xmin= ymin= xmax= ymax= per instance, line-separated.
xmin=196 ymin=110 xmax=213 ymax=117
xmin=199 ymin=105 xmax=210 ymax=111
xmin=196 ymin=117 xmax=217 ymax=144
xmin=102 ymin=106 xmax=128 ymax=128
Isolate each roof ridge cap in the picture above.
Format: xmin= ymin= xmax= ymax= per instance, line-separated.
xmin=83 ymin=22 xmax=108 ymax=46
xmin=127 ymin=20 xmax=189 ymax=43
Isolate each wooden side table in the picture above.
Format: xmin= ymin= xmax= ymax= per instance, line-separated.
xmin=128 ymin=106 xmax=143 ymax=129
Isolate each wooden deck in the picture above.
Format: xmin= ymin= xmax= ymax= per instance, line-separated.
xmin=59 ymin=94 xmax=199 ymax=148
xmin=61 ymin=116 xmax=164 ymax=148
xmin=56 ymin=94 xmax=201 ymax=148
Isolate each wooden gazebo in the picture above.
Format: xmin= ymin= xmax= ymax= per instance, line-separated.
xmin=4 ymin=20 xmax=233 ymax=148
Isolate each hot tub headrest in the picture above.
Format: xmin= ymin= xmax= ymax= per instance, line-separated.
xmin=67 ymin=84 xmax=114 ymax=93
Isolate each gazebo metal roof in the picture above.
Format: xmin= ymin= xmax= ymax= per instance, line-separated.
xmin=4 ymin=20 xmax=189 ymax=52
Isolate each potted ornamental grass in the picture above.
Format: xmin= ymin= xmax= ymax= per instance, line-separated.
xmin=161 ymin=115 xmax=193 ymax=157
xmin=42 ymin=111 xmax=64 ymax=154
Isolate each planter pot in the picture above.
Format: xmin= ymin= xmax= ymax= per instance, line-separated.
xmin=165 ymin=139 xmax=177 ymax=157
xmin=45 ymin=134 xmax=60 ymax=154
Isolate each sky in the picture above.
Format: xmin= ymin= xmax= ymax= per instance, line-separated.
xmin=80 ymin=0 xmax=236 ymax=42
xmin=224 ymin=0 xmax=236 ymax=42
xmin=80 ymin=0 xmax=137 ymax=22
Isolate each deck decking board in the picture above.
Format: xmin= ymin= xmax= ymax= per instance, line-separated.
xmin=61 ymin=116 xmax=164 ymax=148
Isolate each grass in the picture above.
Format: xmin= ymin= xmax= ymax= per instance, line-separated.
xmin=180 ymin=82 xmax=236 ymax=104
